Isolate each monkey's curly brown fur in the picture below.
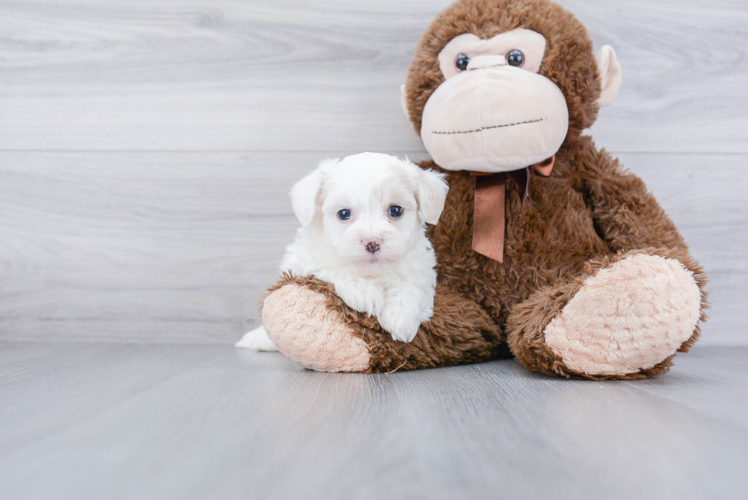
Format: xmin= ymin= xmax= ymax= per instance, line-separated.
xmin=265 ymin=273 xmax=510 ymax=373
xmin=405 ymin=0 xmax=601 ymax=140
xmin=263 ymin=0 xmax=708 ymax=379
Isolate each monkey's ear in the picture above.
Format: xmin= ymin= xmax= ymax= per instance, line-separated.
xmin=416 ymin=167 xmax=449 ymax=225
xmin=596 ymin=46 xmax=622 ymax=107
xmin=290 ymin=164 xmax=329 ymax=227
xmin=400 ymin=84 xmax=411 ymax=122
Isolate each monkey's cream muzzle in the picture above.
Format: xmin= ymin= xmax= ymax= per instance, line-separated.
xmin=418 ymin=29 xmax=568 ymax=173
xmin=421 ymin=63 xmax=569 ymax=173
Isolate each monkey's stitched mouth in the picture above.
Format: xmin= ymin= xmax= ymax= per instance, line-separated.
xmin=431 ymin=117 xmax=544 ymax=135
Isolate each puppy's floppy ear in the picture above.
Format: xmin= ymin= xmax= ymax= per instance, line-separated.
xmin=290 ymin=160 xmax=334 ymax=226
xmin=414 ymin=164 xmax=449 ymax=225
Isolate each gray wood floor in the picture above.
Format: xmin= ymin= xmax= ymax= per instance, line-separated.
xmin=1 ymin=343 xmax=747 ymax=500
xmin=0 ymin=0 xmax=747 ymax=345
xmin=2 ymin=2 xmax=747 ymax=497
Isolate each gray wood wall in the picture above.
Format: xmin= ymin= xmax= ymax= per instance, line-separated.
xmin=1 ymin=0 xmax=746 ymax=345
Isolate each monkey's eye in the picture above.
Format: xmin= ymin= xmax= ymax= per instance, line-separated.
xmin=455 ymin=53 xmax=470 ymax=72
xmin=337 ymin=209 xmax=352 ymax=221
xmin=388 ymin=206 xmax=403 ymax=218
xmin=506 ymin=49 xmax=524 ymax=67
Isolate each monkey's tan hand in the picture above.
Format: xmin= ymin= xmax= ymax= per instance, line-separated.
xmin=262 ymin=273 xmax=505 ymax=373
xmin=262 ymin=278 xmax=371 ymax=373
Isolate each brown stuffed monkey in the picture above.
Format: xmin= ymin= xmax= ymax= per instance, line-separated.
xmin=260 ymin=0 xmax=708 ymax=380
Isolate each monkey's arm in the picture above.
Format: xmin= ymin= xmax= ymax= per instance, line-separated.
xmin=580 ymin=145 xmax=689 ymax=255
xmin=506 ymin=145 xmax=708 ymax=380
xmin=581 ymin=145 xmax=709 ymax=330
xmin=261 ymin=274 xmax=506 ymax=373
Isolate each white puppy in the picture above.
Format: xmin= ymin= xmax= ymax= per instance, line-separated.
xmin=236 ymin=152 xmax=448 ymax=351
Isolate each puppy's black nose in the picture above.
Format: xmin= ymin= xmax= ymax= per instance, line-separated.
xmin=365 ymin=241 xmax=380 ymax=254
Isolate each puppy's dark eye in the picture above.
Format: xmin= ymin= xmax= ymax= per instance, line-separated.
xmin=506 ymin=49 xmax=524 ymax=67
xmin=455 ymin=53 xmax=470 ymax=72
xmin=388 ymin=206 xmax=403 ymax=218
xmin=337 ymin=209 xmax=351 ymax=221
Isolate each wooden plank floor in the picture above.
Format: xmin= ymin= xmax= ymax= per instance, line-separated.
xmin=2 ymin=2 xmax=746 ymax=498
xmin=1 ymin=343 xmax=747 ymax=500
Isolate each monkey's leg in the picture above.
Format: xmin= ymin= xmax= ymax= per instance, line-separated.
xmin=506 ymin=249 xmax=707 ymax=380
xmin=262 ymin=274 xmax=505 ymax=373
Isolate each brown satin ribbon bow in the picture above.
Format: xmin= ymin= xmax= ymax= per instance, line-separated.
xmin=471 ymin=155 xmax=556 ymax=262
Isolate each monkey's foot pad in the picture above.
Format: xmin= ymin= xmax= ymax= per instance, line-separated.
xmin=544 ymin=254 xmax=701 ymax=376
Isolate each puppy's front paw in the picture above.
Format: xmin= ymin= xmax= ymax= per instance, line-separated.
xmin=378 ymin=303 xmax=422 ymax=343
xmin=335 ymin=279 xmax=385 ymax=316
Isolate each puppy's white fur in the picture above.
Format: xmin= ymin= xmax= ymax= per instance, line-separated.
xmin=236 ymin=152 xmax=448 ymax=351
